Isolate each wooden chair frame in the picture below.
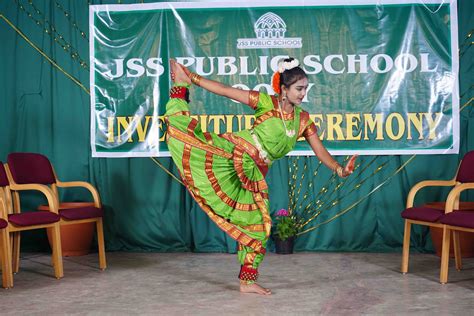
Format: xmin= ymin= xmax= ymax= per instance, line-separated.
xmin=52 ymin=167 xmax=106 ymax=270
xmin=439 ymin=182 xmax=474 ymax=283
xmin=401 ymin=157 xmax=474 ymax=283
xmin=0 ymin=198 xmax=12 ymax=288
xmin=401 ymin=176 xmax=459 ymax=275
xmin=2 ymin=164 xmax=63 ymax=287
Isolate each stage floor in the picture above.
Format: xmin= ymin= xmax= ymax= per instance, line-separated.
xmin=1 ymin=251 xmax=473 ymax=314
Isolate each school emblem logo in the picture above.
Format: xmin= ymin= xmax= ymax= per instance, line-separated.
xmin=237 ymin=12 xmax=302 ymax=49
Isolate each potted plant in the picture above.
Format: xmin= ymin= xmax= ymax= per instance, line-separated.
xmin=424 ymin=202 xmax=474 ymax=258
xmin=39 ymin=202 xmax=96 ymax=257
xmin=273 ymin=209 xmax=298 ymax=254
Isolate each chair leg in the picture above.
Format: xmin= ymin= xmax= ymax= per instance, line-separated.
xmin=0 ymin=232 xmax=6 ymax=288
xmin=401 ymin=220 xmax=411 ymax=274
xmin=440 ymin=226 xmax=451 ymax=284
xmin=1 ymin=229 xmax=13 ymax=288
xmin=96 ymin=218 xmax=107 ymax=270
xmin=50 ymin=225 xmax=64 ymax=279
xmin=46 ymin=228 xmax=55 ymax=266
xmin=453 ymin=230 xmax=462 ymax=271
xmin=11 ymin=232 xmax=20 ymax=274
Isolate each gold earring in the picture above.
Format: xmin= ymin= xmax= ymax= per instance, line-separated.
xmin=282 ymin=92 xmax=287 ymax=102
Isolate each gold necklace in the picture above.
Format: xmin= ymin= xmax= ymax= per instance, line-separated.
xmin=278 ymin=100 xmax=296 ymax=138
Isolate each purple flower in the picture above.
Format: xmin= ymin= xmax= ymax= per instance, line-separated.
xmin=276 ymin=209 xmax=289 ymax=217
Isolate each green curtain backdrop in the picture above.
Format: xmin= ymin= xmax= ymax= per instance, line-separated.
xmin=0 ymin=0 xmax=472 ymax=253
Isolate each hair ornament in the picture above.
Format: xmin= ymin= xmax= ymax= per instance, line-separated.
xmin=272 ymin=58 xmax=300 ymax=94
xmin=272 ymin=72 xmax=281 ymax=94
xmin=277 ymin=58 xmax=300 ymax=73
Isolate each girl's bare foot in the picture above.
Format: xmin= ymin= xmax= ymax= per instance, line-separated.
xmin=239 ymin=282 xmax=272 ymax=295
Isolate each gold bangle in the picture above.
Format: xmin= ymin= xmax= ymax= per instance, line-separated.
xmin=332 ymin=161 xmax=340 ymax=173
xmin=336 ymin=166 xmax=344 ymax=178
xmin=190 ymin=72 xmax=202 ymax=86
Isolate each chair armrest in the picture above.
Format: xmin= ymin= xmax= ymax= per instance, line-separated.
xmin=56 ymin=180 xmax=101 ymax=208
xmin=9 ymin=183 xmax=59 ymax=214
xmin=406 ymin=179 xmax=457 ymax=208
xmin=445 ymin=183 xmax=474 ymax=213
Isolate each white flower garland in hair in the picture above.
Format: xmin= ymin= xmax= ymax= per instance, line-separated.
xmin=277 ymin=58 xmax=300 ymax=73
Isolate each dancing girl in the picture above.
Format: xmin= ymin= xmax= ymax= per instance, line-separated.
xmin=165 ymin=58 xmax=357 ymax=295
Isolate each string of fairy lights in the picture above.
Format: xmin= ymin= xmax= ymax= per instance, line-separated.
xmin=0 ymin=1 xmax=472 ymax=235
xmin=297 ymin=156 xmax=416 ymax=236
xmin=14 ymin=0 xmax=89 ymax=69
xmin=54 ymin=1 xmax=89 ymax=40
xmin=288 ymin=155 xmax=391 ymax=235
xmin=3 ymin=0 xmax=183 ymax=184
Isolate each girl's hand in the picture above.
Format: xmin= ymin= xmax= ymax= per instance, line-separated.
xmin=179 ymin=63 xmax=191 ymax=77
xmin=343 ymin=154 xmax=358 ymax=177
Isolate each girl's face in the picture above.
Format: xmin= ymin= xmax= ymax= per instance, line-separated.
xmin=282 ymin=77 xmax=309 ymax=106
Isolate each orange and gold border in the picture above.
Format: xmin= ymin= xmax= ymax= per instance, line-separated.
xmin=303 ymin=123 xmax=318 ymax=139
xmin=182 ymin=144 xmax=194 ymax=186
xmin=253 ymin=109 xmax=295 ymax=128
xmin=271 ymin=95 xmax=295 ymax=119
xmin=241 ymin=224 xmax=266 ymax=232
xmin=221 ymin=133 xmax=269 ymax=176
xmin=248 ymin=91 xmax=260 ymax=110
xmin=179 ymin=143 xmax=266 ymax=254
xmin=252 ymin=192 xmax=272 ymax=238
xmin=253 ymin=110 xmax=277 ymax=127
xmin=204 ymin=152 xmax=259 ymax=211
xmin=298 ymin=111 xmax=318 ymax=139
xmin=203 ymin=132 xmax=213 ymax=144
xmin=167 ymin=125 xmax=233 ymax=159
xmin=298 ymin=111 xmax=310 ymax=137
xmin=187 ymin=119 xmax=198 ymax=135
xmin=233 ymin=147 xmax=268 ymax=192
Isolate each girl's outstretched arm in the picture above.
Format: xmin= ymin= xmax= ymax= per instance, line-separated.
xmin=174 ymin=60 xmax=253 ymax=106
xmin=305 ymin=132 xmax=357 ymax=177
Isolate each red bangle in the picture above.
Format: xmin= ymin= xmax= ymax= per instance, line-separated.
xmin=169 ymin=86 xmax=188 ymax=99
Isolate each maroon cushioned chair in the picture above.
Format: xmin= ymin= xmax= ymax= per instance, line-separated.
xmin=0 ymin=217 xmax=11 ymax=289
xmin=436 ymin=151 xmax=474 ymax=283
xmin=0 ymin=165 xmax=13 ymax=288
xmin=7 ymin=153 xmax=106 ymax=270
xmin=400 ymin=150 xmax=474 ymax=284
xmin=0 ymin=161 xmax=63 ymax=288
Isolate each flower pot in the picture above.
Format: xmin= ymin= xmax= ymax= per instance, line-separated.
xmin=429 ymin=227 xmax=474 ymax=258
xmin=425 ymin=202 xmax=474 ymax=258
xmin=39 ymin=202 xmax=96 ymax=257
xmin=274 ymin=236 xmax=295 ymax=254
